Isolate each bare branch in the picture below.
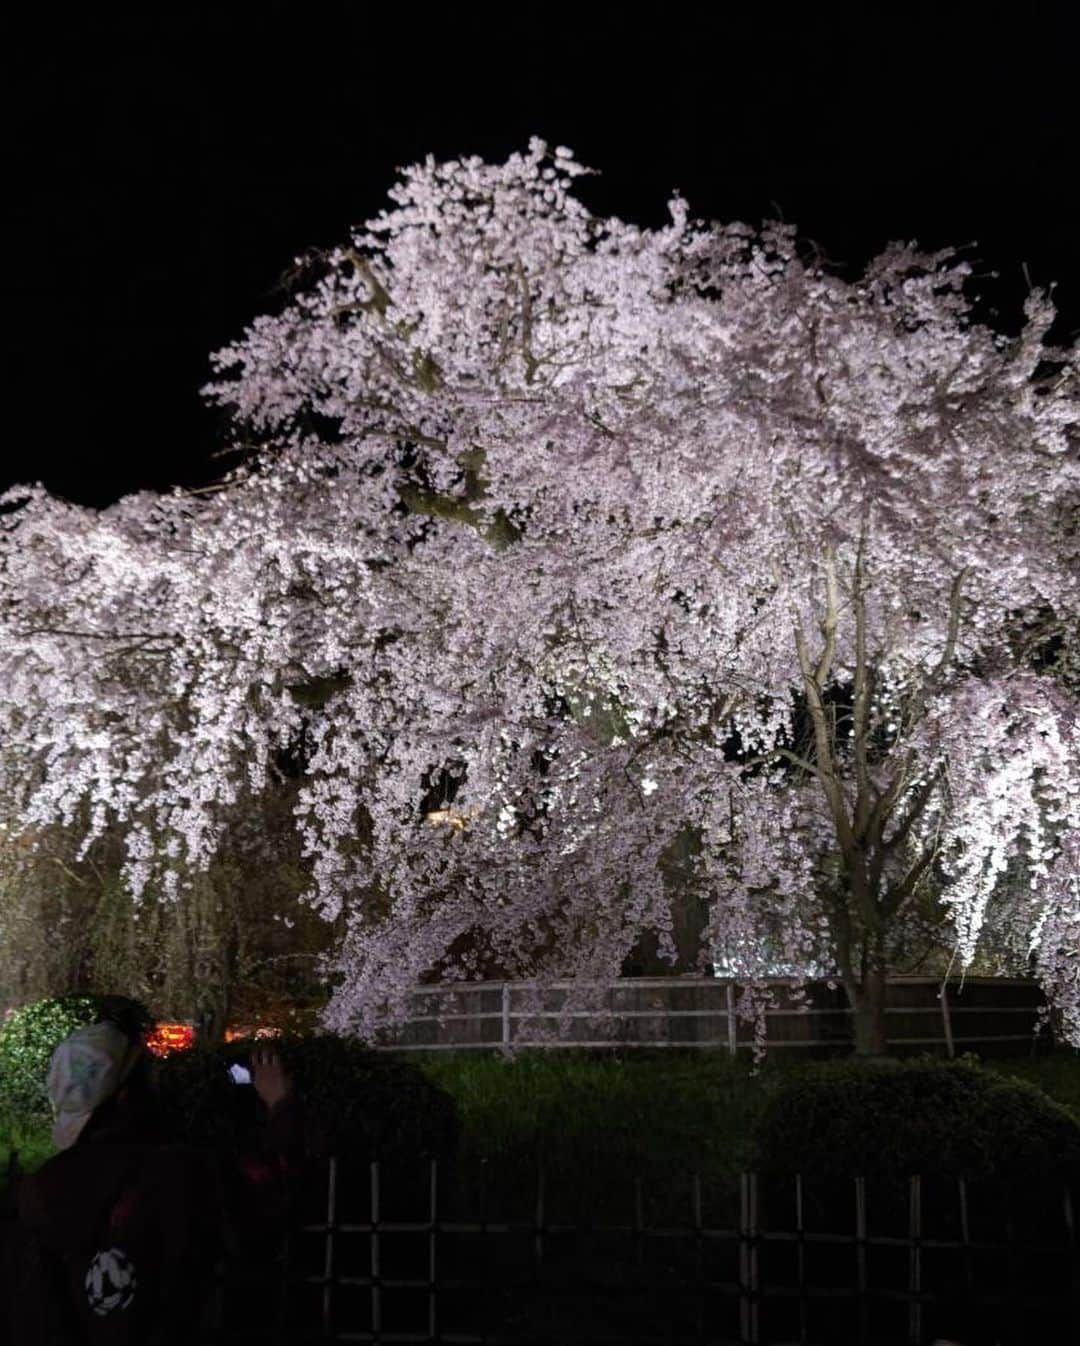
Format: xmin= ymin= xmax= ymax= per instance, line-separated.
xmin=814 ymin=546 xmax=839 ymax=686
xmin=17 ymin=627 xmax=181 ymax=643
xmin=742 ymin=746 xmax=823 ymax=780
xmin=514 ymin=256 xmax=539 ymax=386
xmin=928 ymin=567 xmax=972 ymax=691
xmin=48 ymin=856 xmax=89 ymax=887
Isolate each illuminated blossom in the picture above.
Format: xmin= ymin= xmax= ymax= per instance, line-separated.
xmin=1 ymin=139 xmax=1077 ymax=1053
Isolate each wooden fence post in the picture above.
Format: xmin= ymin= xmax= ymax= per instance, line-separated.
xmin=691 ymin=1172 xmax=704 ymax=1343
xmin=428 ymin=1158 xmax=438 ymax=1341
xmin=958 ymin=1176 xmax=973 ymax=1297
xmin=940 ymin=983 xmax=955 ymax=1057
xmin=855 ymin=1175 xmax=868 ymax=1342
xmin=1065 ymin=1183 xmax=1079 ymax=1302
xmin=370 ymin=1158 xmax=381 ymax=1340
xmin=740 ymin=1172 xmax=759 ymax=1344
xmin=908 ymin=1174 xmax=922 ymax=1345
xmin=321 ymin=1154 xmax=337 ymax=1338
xmin=795 ymin=1173 xmax=807 ymax=1344
xmin=726 ymin=981 xmax=737 ymax=1057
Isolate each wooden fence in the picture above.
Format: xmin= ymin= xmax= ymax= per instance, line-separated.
xmin=362 ymin=976 xmax=1049 ymax=1057
xmin=198 ymin=1157 xmax=1078 ymax=1343
xmin=3 ymin=1151 xmax=1077 ymax=1344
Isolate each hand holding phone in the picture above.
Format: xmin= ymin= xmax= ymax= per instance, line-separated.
xmin=250 ymin=1045 xmax=292 ymax=1111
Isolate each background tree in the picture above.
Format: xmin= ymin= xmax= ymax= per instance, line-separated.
xmin=1 ymin=140 xmax=1077 ymax=1054
xmin=0 ymin=754 xmax=337 ymax=1042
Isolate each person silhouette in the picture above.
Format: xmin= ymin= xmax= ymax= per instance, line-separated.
xmin=13 ymin=1018 xmax=305 ymax=1344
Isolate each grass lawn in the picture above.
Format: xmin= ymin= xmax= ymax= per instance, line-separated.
xmin=4 ymin=1044 xmax=1079 ymax=1221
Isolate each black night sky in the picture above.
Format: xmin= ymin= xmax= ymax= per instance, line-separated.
xmin=3 ymin=7 xmax=1077 ymax=509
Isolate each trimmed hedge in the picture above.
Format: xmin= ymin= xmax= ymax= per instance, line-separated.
xmin=753 ymin=1054 xmax=1080 ymax=1182
xmin=150 ymin=1031 xmax=461 ymax=1168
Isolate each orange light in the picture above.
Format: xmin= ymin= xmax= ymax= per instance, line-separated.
xmin=142 ymin=1021 xmax=284 ymax=1056
xmin=224 ymin=1025 xmax=282 ymax=1042
xmin=143 ymin=1022 xmax=195 ymax=1057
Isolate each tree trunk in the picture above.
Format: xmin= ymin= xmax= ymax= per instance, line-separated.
xmin=850 ymin=964 xmax=888 ymax=1056
xmin=196 ymin=984 xmax=232 ymax=1050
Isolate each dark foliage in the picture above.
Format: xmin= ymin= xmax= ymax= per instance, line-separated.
xmin=149 ymin=1030 xmax=461 ymax=1169
xmin=0 ymin=993 xmax=154 ymax=1122
xmin=754 ymin=1053 xmax=1080 ymax=1182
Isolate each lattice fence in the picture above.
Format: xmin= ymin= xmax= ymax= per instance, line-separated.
xmin=196 ymin=1155 xmax=1079 ymax=1345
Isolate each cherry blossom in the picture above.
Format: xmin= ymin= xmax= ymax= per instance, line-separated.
xmin=1 ymin=138 xmax=1077 ymax=1053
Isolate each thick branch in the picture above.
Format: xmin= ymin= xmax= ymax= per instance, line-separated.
xmin=916 ymin=567 xmax=971 ymax=715
xmin=791 ymin=548 xmax=856 ymax=854
xmin=851 ymin=528 xmax=873 ymax=838
xmin=863 ymin=748 xmax=915 ymax=844
xmin=814 ymin=547 xmax=839 ymax=687
xmin=882 ymin=844 xmax=937 ymax=919
xmin=514 ymin=256 xmax=539 ymax=385
xmin=883 ymin=762 xmax=945 ymax=856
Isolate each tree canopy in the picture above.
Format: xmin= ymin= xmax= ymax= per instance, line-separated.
xmin=2 ymin=139 xmax=1078 ymax=1052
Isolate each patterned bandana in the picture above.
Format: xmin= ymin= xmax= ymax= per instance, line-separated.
xmin=46 ymin=1021 xmax=145 ymax=1151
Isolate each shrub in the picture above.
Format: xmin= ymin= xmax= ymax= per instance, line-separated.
xmin=0 ymin=993 xmax=154 ymax=1125
xmin=150 ymin=1031 xmax=461 ymax=1169
xmin=753 ymin=1054 xmax=1080 ymax=1183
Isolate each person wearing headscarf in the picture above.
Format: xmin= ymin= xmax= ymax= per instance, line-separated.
xmin=13 ymin=1018 xmax=305 ymax=1344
